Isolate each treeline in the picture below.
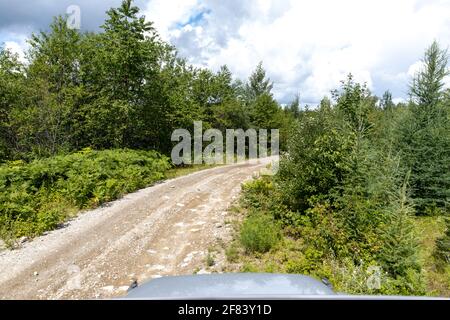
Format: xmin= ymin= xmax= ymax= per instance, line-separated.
xmin=0 ymin=0 xmax=294 ymax=163
xmin=0 ymin=0 xmax=294 ymax=244
xmin=234 ymin=42 xmax=450 ymax=295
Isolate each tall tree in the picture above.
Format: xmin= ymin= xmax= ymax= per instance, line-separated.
xmin=245 ymin=62 xmax=273 ymax=102
xmin=379 ymin=175 xmax=421 ymax=277
xmin=15 ymin=16 xmax=82 ymax=157
xmin=0 ymin=48 xmax=25 ymax=161
xmin=380 ymin=90 xmax=394 ymax=110
xmin=410 ymin=41 xmax=449 ymax=108
xmin=399 ymin=41 xmax=450 ymax=212
xmin=286 ymin=94 xmax=300 ymax=118
xmin=76 ymin=0 xmax=163 ymax=149
xmin=332 ymin=74 xmax=375 ymax=138
xmin=100 ymin=0 xmax=157 ymax=101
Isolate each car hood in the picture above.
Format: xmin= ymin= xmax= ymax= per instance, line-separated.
xmin=124 ymin=273 xmax=335 ymax=299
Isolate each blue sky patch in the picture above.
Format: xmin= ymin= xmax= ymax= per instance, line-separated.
xmin=176 ymin=9 xmax=210 ymax=29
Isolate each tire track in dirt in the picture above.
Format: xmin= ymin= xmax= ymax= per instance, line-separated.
xmin=0 ymin=158 xmax=274 ymax=299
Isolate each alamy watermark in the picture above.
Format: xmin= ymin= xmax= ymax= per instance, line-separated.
xmin=171 ymin=121 xmax=279 ymax=173
xmin=366 ymin=266 xmax=382 ymax=290
xmin=66 ymin=5 xmax=81 ymax=30
xmin=66 ymin=264 xmax=82 ymax=290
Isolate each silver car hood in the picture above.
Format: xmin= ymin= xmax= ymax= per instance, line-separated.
xmin=124 ymin=273 xmax=335 ymax=299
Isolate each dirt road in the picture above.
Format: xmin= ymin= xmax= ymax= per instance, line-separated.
xmin=0 ymin=158 xmax=274 ymax=299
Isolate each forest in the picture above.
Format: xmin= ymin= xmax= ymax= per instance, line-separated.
xmin=0 ymin=0 xmax=449 ymax=295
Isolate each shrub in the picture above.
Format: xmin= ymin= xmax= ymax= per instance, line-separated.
xmin=240 ymin=213 xmax=280 ymax=253
xmin=0 ymin=149 xmax=170 ymax=242
xmin=206 ymin=252 xmax=215 ymax=267
xmin=240 ymin=177 xmax=273 ymax=210
xmin=434 ymin=217 xmax=450 ymax=269
xmin=378 ymin=177 xmax=422 ymax=277
xmin=276 ymin=104 xmax=355 ymax=212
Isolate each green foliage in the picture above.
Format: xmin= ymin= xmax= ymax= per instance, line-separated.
xmin=241 ymin=177 xmax=302 ymax=231
xmin=332 ymin=74 xmax=374 ymax=136
xmin=394 ymin=41 xmax=450 ymax=213
xmin=225 ymin=242 xmax=240 ymax=263
xmin=0 ymin=149 xmax=170 ymax=241
xmin=401 ymin=114 xmax=450 ymax=212
xmin=231 ymin=50 xmax=448 ymax=294
xmin=0 ymin=48 xmax=25 ymax=161
xmin=206 ymin=251 xmax=215 ymax=267
xmin=378 ymin=175 xmax=422 ymax=277
xmin=1 ymin=0 xmax=294 ymax=162
xmin=251 ymin=93 xmax=281 ymax=129
xmin=235 ymin=171 xmax=428 ymax=295
xmin=0 ymin=0 xmax=296 ymax=250
xmin=240 ymin=213 xmax=280 ymax=254
xmin=380 ymin=90 xmax=394 ymax=110
xmin=285 ymin=95 xmax=300 ymax=118
xmin=241 ymin=177 xmax=274 ymax=209
xmin=434 ymin=217 xmax=450 ymax=268
xmin=276 ymin=91 xmax=355 ymax=212
xmin=15 ymin=16 xmax=83 ymax=158
xmin=410 ymin=41 xmax=449 ymax=107
xmin=1 ymin=0 xmax=448 ymax=297
xmin=244 ymin=62 xmax=273 ymax=102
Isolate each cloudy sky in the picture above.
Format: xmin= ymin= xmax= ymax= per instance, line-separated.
xmin=1 ymin=0 xmax=450 ymax=105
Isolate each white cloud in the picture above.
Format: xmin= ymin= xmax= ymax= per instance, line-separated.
xmin=393 ymin=97 xmax=406 ymax=104
xmin=2 ymin=0 xmax=449 ymax=104
xmin=1 ymin=32 xmax=28 ymax=62
xmin=142 ymin=0 xmax=203 ymax=40
xmin=145 ymin=0 xmax=450 ymax=104
xmin=444 ymin=75 xmax=450 ymax=89
xmin=407 ymin=61 xmax=425 ymax=78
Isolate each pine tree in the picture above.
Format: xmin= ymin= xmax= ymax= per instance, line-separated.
xmin=410 ymin=40 xmax=449 ymax=108
xmin=434 ymin=217 xmax=450 ymax=268
xmin=400 ymin=41 xmax=450 ymax=212
xmin=252 ymin=93 xmax=280 ymax=129
xmin=286 ymin=94 xmax=300 ymax=118
xmin=245 ymin=62 xmax=273 ymax=102
xmin=380 ymin=90 xmax=394 ymax=110
xmin=100 ymin=0 xmax=157 ymax=101
xmin=379 ymin=174 xmax=421 ymax=277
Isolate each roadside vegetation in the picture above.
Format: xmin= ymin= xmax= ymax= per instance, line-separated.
xmin=0 ymin=149 xmax=170 ymax=246
xmin=226 ymin=42 xmax=450 ymax=296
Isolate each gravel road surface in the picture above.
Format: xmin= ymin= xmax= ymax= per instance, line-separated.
xmin=0 ymin=158 xmax=274 ymax=299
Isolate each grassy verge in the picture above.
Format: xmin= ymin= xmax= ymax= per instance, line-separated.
xmin=223 ymin=176 xmax=450 ymax=297
xmin=415 ymin=216 xmax=450 ymax=296
xmin=164 ymin=163 xmax=220 ymax=180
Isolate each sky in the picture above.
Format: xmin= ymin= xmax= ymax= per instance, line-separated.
xmin=1 ymin=0 xmax=450 ymax=105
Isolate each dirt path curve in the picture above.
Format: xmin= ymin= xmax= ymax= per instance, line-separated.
xmin=0 ymin=158 xmax=274 ymax=299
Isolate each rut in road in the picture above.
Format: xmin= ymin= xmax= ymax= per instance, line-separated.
xmin=0 ymin=158 xmax=274 ymax=299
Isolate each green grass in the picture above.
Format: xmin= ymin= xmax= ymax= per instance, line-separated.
xmin=225 ymin=242 xmax=240 ymax=263
xmin=206 ymin=252 xmax=216 ymax=267
xmin=164 ymin=163 xmax=220 ymax=180
xmin=414 ymin=216 xmax=450 ymax=296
